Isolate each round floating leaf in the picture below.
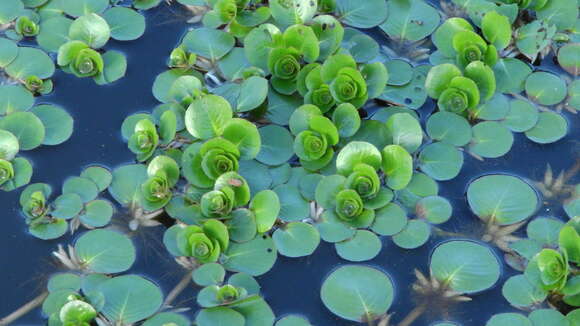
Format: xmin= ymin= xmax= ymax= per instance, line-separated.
xmin=182 ymin=27 xmax=235 ymax=60
xmin=469 ymin=121 xmax=514 ymax=159
xmin=102 ymin=7 xmax=146 ymax=41
xmin=237 ymin=76 xmax=268 ymax=112
xmin=29 ymin=218 xmax=67 ymax=240
xmin=335 ymin=230 xmax=381 ymax=262
xmin=239 ymin=160 xmax=272 ymax=195
xmin=230 ymin=297 xmax=275 ymax=326
xmin=47 ymin=273 xmax=82 ymax=293
xmin=223 ymin=235 xmax=277 ymax=276
xmin=276 ymin=315 xmax=312 ymax=326
xmin=416 ymin=196 xmax=452 ymax=224
xmin=98 ymin=275 xmax=163 ymax=324
xmin=493 ymin=58 xmax=532 ymax=94
xmin=251 ymin=190 xmax=280 ymax=233
xmin=0 ymin=0 xmax=23 ymax=24
xmin=527 ymin=217 xmax=563 ymax=246
xmin=558 ymin=43 xmax=580 ymax=76
xmin=60 ymin=0 xmax=108 ymax=17
xmin=273 ymin=184 xmax=310 ymax=222
xmin=69 ymin=13 xmax=110 ymax=49
xmin=108 ymin=164 xmax=148 ymax=207
xmin=382 ymin=144 xmax=413 ymax=190
xmin=80 ymin=166 xmax=112 ymax=192
xmin=380 ymin=68 xmax=428 ymax=109
xmin=371 ymin=203 xmax=408 ymax=236
xmin=528 ymin=309 xmax=569 ymax=326
xmin=5 ymin=47 xmax=55 ymax=79
xmin=0 ymin=38 xmax=18 ymax=67
xmin=336 ymin=0 xmax=388 ymax=28
xmin=256 ymin=125 xmax=294 ymax=166
xmin=0 ymin=129 xmax=18 ymax=160
xmin=386 ymin=113 xmax=423 ymax=153
xmin=336 ymin=141 xmax=382 ymax=176
xmin=227 ymin=209 xmax=257 ymax=243
xmin=0 ymin=111 xmax=45 ymax=150
xmin=185 ymin=94 xmax=233 ymax=140
xmin=525 ymin=72 xmax=567 ymax=106
xmin=37 ymin=16 xmax=74 ymax=53
xmin=316 ymin=211 xmax=356 ymax=243
xmin=273 ymin=222 xmax=320 ymax=258
xmin=392 ymin=219 xmax=431 ymax=249
xmin=196 ymin=307 xmax=245 ymax=326
xmin=30 ymin=105 xmax=74 ymax=146
xmin=536 ymin=0 xmax=578 ymax=31
xmin=380 ymin=0 xmax=440 ymax=41
xmin=62 ymin=176 xmax=98 ymax=203
xmin=0 ymin=85 xmax=33 ymax=115
xmin=467 ymin=174 xmax=538 ymax=225
xmin=473 ymin=93 xmax=510 ymax=121
xmin=320 ymin=265 xmax=394 ymax=322
xmin=384 ymin=59 xmax=413 ymax=86
xmin=430 ymin=240 xmax=501 ymax=293
xmin=419 ymin=142 xmax=464 ymax=181
xmin=524 ymin=111 xmax=567 ymax=144
xmin=502 ymin=275 xmax=547 ymax=308
xmin=426 ymin=112 xmax=472 ymax=147
xmin=342 ymin=28 xmax=379 ymax=63
xmin=74 ymin=229 xmax=136 ymax=273
xmin=502 ymin=99 xmax=539 ymax=132
xmin=96 ymin=50 xmax=127 ymax=85
xmin=51 ymin=193 xmax=83 ymax=219
xmin=192 ymin=263 xmax=225 ymax=286
xmin=79 ymin=199 xmax=114 ymax=227
xmin=152 ymin=69 xmax=197 ymax=103
xmin=486 ymin=313 xmax=532 ymax=326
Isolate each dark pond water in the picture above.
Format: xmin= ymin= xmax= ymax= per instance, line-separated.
xmin=0 ymin=2 xmax=578 ymax=325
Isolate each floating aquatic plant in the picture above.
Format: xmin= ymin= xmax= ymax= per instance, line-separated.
xmin=1 ymin=0 xmax=578 ymax=325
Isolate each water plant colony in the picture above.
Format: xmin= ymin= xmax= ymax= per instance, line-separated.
xmin=0 ymin=0 xmax=578 ymax=325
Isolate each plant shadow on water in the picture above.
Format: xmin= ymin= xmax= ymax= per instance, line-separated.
xmin=0 ymin=1 xmax=578 ymax=325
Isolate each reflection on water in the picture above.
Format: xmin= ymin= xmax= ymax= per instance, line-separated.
xmin=0 ymin=2 xmax=578 ymax=325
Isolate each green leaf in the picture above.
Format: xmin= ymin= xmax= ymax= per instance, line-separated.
xmin=381 ymin=144 xmax=413 ymax=190
xmin=269 ymin=0 xmax=317 ymax=28
xmin=37 ymin=16 xmax=73 ymax=52
xmin=61 ymin=0 xmax=108 ymax=17
xmin=79 ymin=199 xmax=114 ymax=227
xmin=336 ymin=0 xmax=388 ymax=28
xmin=493 ymin=58 xmax=532 ymax=94
xmin=524 ymin=112 xmax=567 ymax=144
xmin=430 ymin=240 xmax=501 ymax=293
xmin=0 ymin=38 xmax=18 ymax=67
xmin=320 ymin=265 xmax=394 ymax=322
xmin=273 ymin=184 xmax=310 ymax=222
xmin=273 ymin=222 xmax=320 ymax=258
xmin=416 ymin=196 xmax=452 ymax=225
xmin=256 ymin=125 xmax=294 ymax=166
xmin=102 ymin=7 xmax=146 ymax=41
xmin=196 ymin=307 xmax=245 ymax=326
xmin=486 ymin=313 xmax=532 ymax=326
xmin=392 ymin=219 xmax=431 ymax=249
xmin=482 ymin=11 xmax=511 ymax=50
xmin=237 ymin=76 xmax=268 ymax=112
xmin=250 ymin=190 xmax=280 ymax=233
xmin=75 ymin=229 xmax=136 ymax=273
xmin=335 ymin=230 xmax=381 ymax=262
xmin=69 ymin=13 xmax=111 ymax=49
xmin=558 ymin=43 xmax=580 ymax=76
xmin=98 ymin=275 xmax=163 ymax=324
xmin=182 ymin=27 xmax=235 ymax=60
xmin=0 ymin=0 xmax=24 ymax=24
xmin=336 ymin=141 xmax=382 ymax=176
xmin=418 ymin=142 xmax=464 ymax=181
xmin=469 ymin=121 xmax=514 ymax=159
xmin=501 ymin=99 xmax=539 ymax=132
xmin=528 ymin=309 xmax=569 ymax=326
xmin=185 ymin=95 xmax=233 ymax=140
xmin=371 ymin=202 xmax=408 ymax=236
xmin=426 ymin=111 xmax=472 ymax=147
xmin=0 ymin=111 xmax=45 ymax=150
xmin=385 ymin=113 xmax=422 ymax=153
xmin=108 ymin=164 xmax=148 ymax=207
xmin=5 ymin=47 xmax=55 ymax=79
xmin=193 ymin=263 xmax=226 ymax=286
xmin=467 ymin=174 xmax=538 ymax=225
xmin=223 ymin=235 xmax=277 ymax=276
xmin=30 ymin=105 xmax=73 ymax=146
xmin=380 ymin=0 xmax=440 ymax=41
xmin=525 ymin=72 xmax=567 ymax=106
xmin=502 ymin=275 xmax=547 ymax=308
xmin=51 ymin=193 xmax=83 ymax=219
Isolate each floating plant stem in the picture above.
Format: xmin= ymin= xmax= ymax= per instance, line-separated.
xmin=396 ymin=304 xmax=427 ymax=326
xmin=0 ymin=291 xmax=48 ymax=326
xmin=163 ymin=272 xmax=194 ymax=307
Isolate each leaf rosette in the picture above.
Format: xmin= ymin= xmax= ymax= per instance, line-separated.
xmin=15 ymin=16 xmax=39 ymax=37
xmin=344 ymin=163 xmax=380 ymax=200
xmin=176 ymin=219 xmax=229 ymax=263
xmin=201 ymin=187 xmax=236 ymax=218
xmin=140 ymin=156 xmax=180 ymax=211
xmin=57 ymin=41 xmax=104 ymax=78
xmin=334 ymin=189 xmax=373 ymax=228
xmin=59 ymin=298 xmax=97 ymax=326
xmin=128 ymin=119 xmax=159 ymax=162
xmin=425 ymin=63 xmax=483 ymax=114
xmin=533 ymin=248 xmax=569 ymax=291
xmin=0 ymin=159 xmax=14 ymax=187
